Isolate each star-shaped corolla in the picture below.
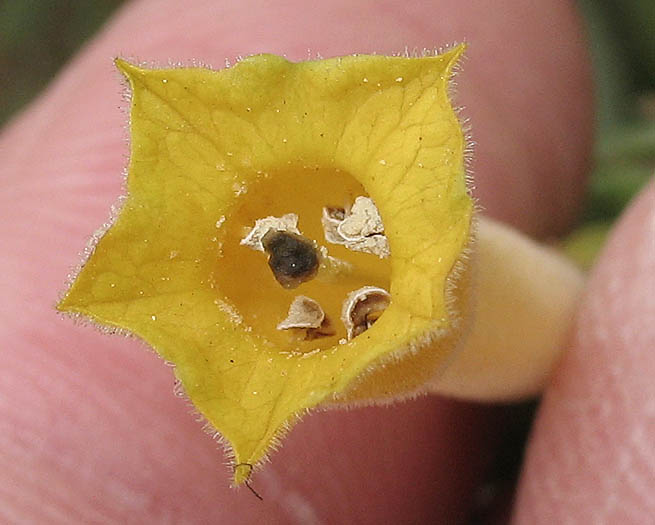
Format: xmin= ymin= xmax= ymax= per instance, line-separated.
xmin=58 ymin=45 xmax=473 ymax=484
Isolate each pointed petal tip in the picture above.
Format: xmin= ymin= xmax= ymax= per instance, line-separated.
xmin=114 ymin=57 xmax=139 ymax=78
xmin=445 ymin=42 xmax=467 ymax=67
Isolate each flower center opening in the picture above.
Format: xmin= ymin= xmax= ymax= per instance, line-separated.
xmin=213 ymin=165 xmax=392 ymax=352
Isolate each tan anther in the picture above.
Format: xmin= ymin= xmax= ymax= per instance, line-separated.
xmin=321 ymin=197 xmax=390 ymax=258
xmin=341 ymin=286 xmax=391 ymax=339
xmin=277 ymin=296 xmax=336 ymax=340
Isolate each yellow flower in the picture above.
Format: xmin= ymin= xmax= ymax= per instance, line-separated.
xmin=59 ymin=45 xmax=580 ymax=485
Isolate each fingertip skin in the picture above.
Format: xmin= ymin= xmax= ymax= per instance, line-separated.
xmin=514 ymin=182 xmax=655 ymax=524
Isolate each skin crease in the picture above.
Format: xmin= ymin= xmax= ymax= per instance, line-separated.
xmin=2 ymin=0 xmax=647 ymax=523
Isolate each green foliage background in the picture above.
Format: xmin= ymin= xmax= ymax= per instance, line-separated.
xmin=572 ymin=0 xmax=655 ymax=267
xmin=0 ymin=1 xmax=126 ymax=124
xmin=1 ymin=0 xmax=652 ymax=267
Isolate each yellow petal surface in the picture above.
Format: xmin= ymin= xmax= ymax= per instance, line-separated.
xmin=58 ymin=46 xmax=472 ymax=484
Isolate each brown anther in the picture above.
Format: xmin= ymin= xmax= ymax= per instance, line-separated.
xmin=262 ymin=230 xmax=320 ymax=289
xmin=277 ymin=295 xmax=336 ymax=340
xmin=341 ymin=286 xmax=391 ymax=339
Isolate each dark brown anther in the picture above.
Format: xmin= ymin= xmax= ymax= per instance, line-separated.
xmin=262 ymin=230 xmax=320 ymax=289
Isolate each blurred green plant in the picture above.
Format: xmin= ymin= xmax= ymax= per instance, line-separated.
xmin=564 ymin=0 xmax=655 ymax=268
xmin=0 ymin=0 xmax=126 ymax=125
